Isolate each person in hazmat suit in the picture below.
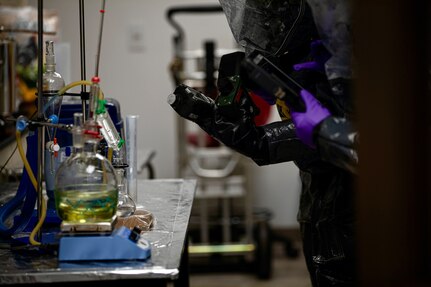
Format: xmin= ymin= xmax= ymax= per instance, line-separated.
xmin=168 ymin=0 xmax=356 ymax=285
xmin=288 ymin=0 xmax=358 ymax=174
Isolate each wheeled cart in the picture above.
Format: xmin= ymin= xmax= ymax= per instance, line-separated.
xmin=166 ymin=5 xmax=273 ymax=279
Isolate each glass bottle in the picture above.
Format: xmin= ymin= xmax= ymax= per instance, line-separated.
xmin=54 ymin=119 xmax=118 ymax=223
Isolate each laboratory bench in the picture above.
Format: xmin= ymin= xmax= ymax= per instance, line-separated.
xmin=0 ymin=179 xmax=196 ymax=287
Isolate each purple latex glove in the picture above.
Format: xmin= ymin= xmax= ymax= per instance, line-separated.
xmin=290 ymin=89 xmax=331 ymax=148
xmin=293 ymin=40 xmax=331 ymax=72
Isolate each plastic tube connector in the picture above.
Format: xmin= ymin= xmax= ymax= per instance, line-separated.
xmin=48 ymin=114 xmax=59 ymax=124
xmin=118 ymin=138 xmax=125 ymax=149
xmin=16 ymin=116 xmax=28 ymax=132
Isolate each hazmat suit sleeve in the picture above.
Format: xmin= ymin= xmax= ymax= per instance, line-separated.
xmin=315 ymin=116 xmax=358 ymax=173
xmin=168 ymin=84 xmax=315 ymax=166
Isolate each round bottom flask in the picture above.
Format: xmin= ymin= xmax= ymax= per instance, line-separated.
xmin=55 ymin=123 xmax=118 ymax=223
xmin=114 ymin=166 xmax=136 ymax=217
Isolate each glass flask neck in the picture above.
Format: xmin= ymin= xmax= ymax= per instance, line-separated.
xmin=115 ymin=168 xmax=126 ymax=191
xmin=45 ymin=41 xmax=57 ymax=73
xmin=45 ymin=63 xmax=56 ymax=73
xmin=83 ymin=140 xmax=99 ymax=154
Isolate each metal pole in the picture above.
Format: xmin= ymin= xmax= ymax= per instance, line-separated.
xmin=37 ymin=0 xmax=45 ymax=242
xmin=94 ymin=0 xmax=106 ymax=77
xmin=79 ymin=0 xmax=87 ymax=121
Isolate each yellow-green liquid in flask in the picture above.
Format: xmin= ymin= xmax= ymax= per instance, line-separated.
xmin=55 ymin=184 xmax=118 ymax=223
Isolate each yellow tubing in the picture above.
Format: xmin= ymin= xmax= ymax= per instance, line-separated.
xmin=29 ymin=194 xmax=47 ymax=246
xmin=58 ymin=80 xmax=104 ymax=99
xmin=16 ymin=131 xmax=46 ymax=246
xmin=16 ymin=131 xmax=37 ymax=188
xmin=107 ymin=147 xmax=113 ymax=162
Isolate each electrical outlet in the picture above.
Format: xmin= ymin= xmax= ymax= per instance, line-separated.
xmin=128 ymin=24 xmax=145 ymax=52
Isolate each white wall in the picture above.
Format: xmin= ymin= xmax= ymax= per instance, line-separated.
xmin=36 ymin=0 xmax=301 ymax=228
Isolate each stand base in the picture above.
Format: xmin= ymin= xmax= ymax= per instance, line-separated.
xmin=60 ymin=216 xmax=117 ymax=233
xmin=58 ymin=226 xmax=151 ymax=261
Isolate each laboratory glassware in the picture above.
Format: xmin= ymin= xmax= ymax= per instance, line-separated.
xmin=96 ymin=99 xmax=124 ymax=151
xmin=125 ymin=115 xmax=139 ymax=204
xmin=42 ymin=41 xmax=65 ymax=118
xmin=43 ymin=41 xmax=65 ymax=209
xmin=54 ymin=117 xmax=118 ymax=223
xmin=114 ymin=165 xmax=136 ymax=217
xmin=112 ymin=148 xmax=136 ymax=217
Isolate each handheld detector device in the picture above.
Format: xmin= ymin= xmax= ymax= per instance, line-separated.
xmin=241 ymin=51 xmax=306 ymax=112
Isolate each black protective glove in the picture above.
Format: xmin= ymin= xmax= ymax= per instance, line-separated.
xmin=168 ymin=84 xmax=315 ymax=166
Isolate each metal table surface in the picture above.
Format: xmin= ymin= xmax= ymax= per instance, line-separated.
xmin=0 ymin=179 xmax=196 ymax=285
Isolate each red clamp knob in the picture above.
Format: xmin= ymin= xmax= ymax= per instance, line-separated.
xmin=53 ymin=138 xmax=60 ymax=158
